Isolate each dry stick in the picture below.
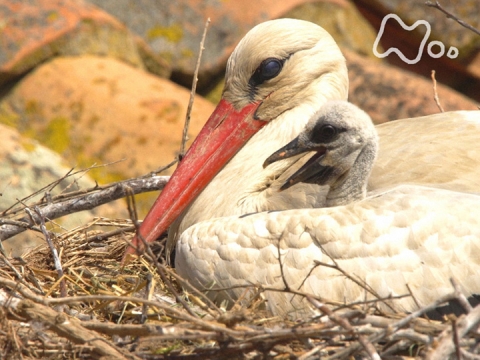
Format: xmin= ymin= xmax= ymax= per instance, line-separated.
xmin=163 ymin=268 xmax=222 ymax=315
xmin=81 ymin=321 xmax=217 ymax=339
xmin=426 ymin=304 xmax=480 ymax=360
xmin=29 ymin=207 xmax=67 ymax=299
xmin=450 ymin=278 xmax=473 ymax=313
xmin=311 ymin=255 xmax=396 ymax=313
xmin=431 ymin=70 xmax=445 ymax=112
xmin=452 ymin=318 xmax=462 ymax=360
xmin=0 ymin=253 xmax=43 ymax=296
xmin=125 ymin=190 xmax=199 ymax=319
xmin=1 ymin=168 xmax=74 ymax=216
xmin=461 ymin=350 xmax=480 ymax=360
xmin=148 ymin=158 xmax=178 ymax=176
xmin=141 ymin=272 xmax=153 ymax=324
xmin=425 ymin=1 xmax=480 ymax=36
xmin=298 ymin=345 xmax=324 ymax=360
xmin=276 ymin=233 xmax=291 ymax=292
xmin=179 ymin=17 xmax=211 ymax=158
xmin=0 ymin=176 xmax=169 ymax=241
xmin=0 ymin=277 xmax=48 ymax=306
xmin=308 ymin=296 xmax=381 ymax=360
xmin=47 ymin=294 xmax=241 ymax=337
xmin=299 ymin=242 xmax=386 ymax=308
xmin=1 ymin=161 xmax=124 ymax=217
xmin=0 ymin=289 xmax=132 ymax=359
xmin=327 ymin=289 xmax=465 ymax=360
xmin=84 ymin=225 xmax=136 ymax=243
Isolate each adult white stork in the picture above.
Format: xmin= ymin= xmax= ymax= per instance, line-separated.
xmin=125 ymin=19 xmax=480 ymax=317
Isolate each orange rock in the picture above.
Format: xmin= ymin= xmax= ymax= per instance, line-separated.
xmin=0 ymin=55 xmax=214 ymax=213
xmin=0 ymin=0 xmax=169 ymax=86
xmin=345 ymin=49 xmax=479 ymax=124
xmin=87 ymin=0 xmax=320 ymax=88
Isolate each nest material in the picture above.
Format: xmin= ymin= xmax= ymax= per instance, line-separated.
xmin=0 ymin=217 xmax=479 ymax=360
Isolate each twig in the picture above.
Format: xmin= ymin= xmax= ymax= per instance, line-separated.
xmin=298 ymin=345 xmax=324 ymax=360
xmin=276 ymin=235 xmax=291 ymax=292
xmin=0 ymin=252 xmax=43 ymax=296
xmin=141 ymin=272 xmax=154 ymax=324
xmin=431 ymin=70 xmax=445 ymax=112
xmin=162 ymin=268 xmax=222 ymax=315
xmin=84 ymin=225 xmax=136 ymax=243
xmin=425 ymin=304 xmax=480 ymax=360
xmin=309 ymin=255 xmax=396 ymax=313
xmin=451 ymin=278 xmax=473 ymax=313
xmin=1 ymin=161 xmax=125 ymax=216
xmin=0 ymin=289 xmax=131 ymax=359
xmin=452 ymin=318 xmax=462 ymax=360
xmin=47 ymin=294 xmax=240 ymax=336
xmin=81 ymin=321 xmax=217 ymax=339
xmin=425 ymin=1 xmax=480 ymax=36
xmin=328 ymin=289 xmax=464 ymax=359
xmin=125 ymin=190 xmax=200 ymax=319
xmin=308 ymin=296 xmax=381 ymax=360
xmin=148 ymin=158 xmax=178 ymax=176
xmin=0 ymin=176 xmax=169 ymax=241
xmin=179 ymin=18 xmax=211 ymax=158
xmin=29 ymin=207 xmax=67 ymax=298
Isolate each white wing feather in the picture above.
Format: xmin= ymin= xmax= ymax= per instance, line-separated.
xmin=176 ymin=185 xmax=480 ymax=317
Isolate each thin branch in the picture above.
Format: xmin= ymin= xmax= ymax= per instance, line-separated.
xmin=431 ymin=70 xmax=445 ymax=112
xmin=425 ymin=304 xmax=480 ymax=360
xmin=308 ymin=296 xmax=381 ymax=360
xmin=30 ymin=207 xmax=67 ymax=298
xmin=1 ymin=161 xmax=126 ymax=216
xmin=450 ymin=278 xmax=473 ymax=314
xmin=125 ymin=190 xmax=200 ymax=319
xmin=0 ymin=289 xmax=131 ymax=359
xmin=425 ymin=1 xmax=480 ymax=36
xmin=276 ymin=235 xmax=291 ymax=292
xmin=179 ymin=18 xmax=211 ymax=158
xmin=0 ymin=176 xmax=169 ymax=241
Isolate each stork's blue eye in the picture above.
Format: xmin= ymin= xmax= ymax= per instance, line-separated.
xmin=249 ymin=57 xmax=285 ymax=88
xmin=261 ymin=59 xmax=282 ymax=80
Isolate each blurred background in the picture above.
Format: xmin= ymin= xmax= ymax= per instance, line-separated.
xmin=0 ymin=0 xmax=479 ymax=253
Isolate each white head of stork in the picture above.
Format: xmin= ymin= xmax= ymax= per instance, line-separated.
xmin=126 ymin=19 xmax=349 ymax=256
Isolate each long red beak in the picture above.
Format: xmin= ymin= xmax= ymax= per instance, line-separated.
xmin=123 ymin=99 xmax=266 ymax=259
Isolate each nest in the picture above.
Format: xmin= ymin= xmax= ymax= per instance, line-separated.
xmin=0 ymin=215 xmax=479 ymax=360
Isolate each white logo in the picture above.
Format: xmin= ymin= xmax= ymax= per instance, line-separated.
xmin=373 ymin=14 xmax=459 ymax=64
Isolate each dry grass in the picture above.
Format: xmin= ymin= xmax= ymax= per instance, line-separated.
xmin=0 ymin=216 xmax=479 ymax=360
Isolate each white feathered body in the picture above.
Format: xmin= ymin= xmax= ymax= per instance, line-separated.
xmin=177 ymin=186 xmax=480 ymax=317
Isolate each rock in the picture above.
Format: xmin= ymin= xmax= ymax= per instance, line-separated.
xmin=0 ymin=0 xmax=170 ymax=87
xmin=354 ymin=0 xmax=480 ymax=102
xmin=286 ymin=0 xmax=381 ymax=59
xmin=0 ymin=123 xmax=124 ymax=256
xmin=346 ymin=49 xmax=479 ymax=123
xmin=86 ymin=0 xmax=319 ymax=89
xmin=0 ymin=55 xmax=215 ymax=215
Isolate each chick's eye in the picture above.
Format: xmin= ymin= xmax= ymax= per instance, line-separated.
xmin=312 ymin=124 xmax=338 ymax=143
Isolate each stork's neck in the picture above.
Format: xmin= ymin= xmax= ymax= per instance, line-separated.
xmin=326 ymin=140 xmax=377 ymax=207
xmin=168 ymin=70 xmax=348 ymax=247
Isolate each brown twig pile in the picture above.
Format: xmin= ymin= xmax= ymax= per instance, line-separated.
xmin=1 ymin=4 xmax=479 ymax=358
xmin=0 ymin=215 xmax=479 ymax=359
